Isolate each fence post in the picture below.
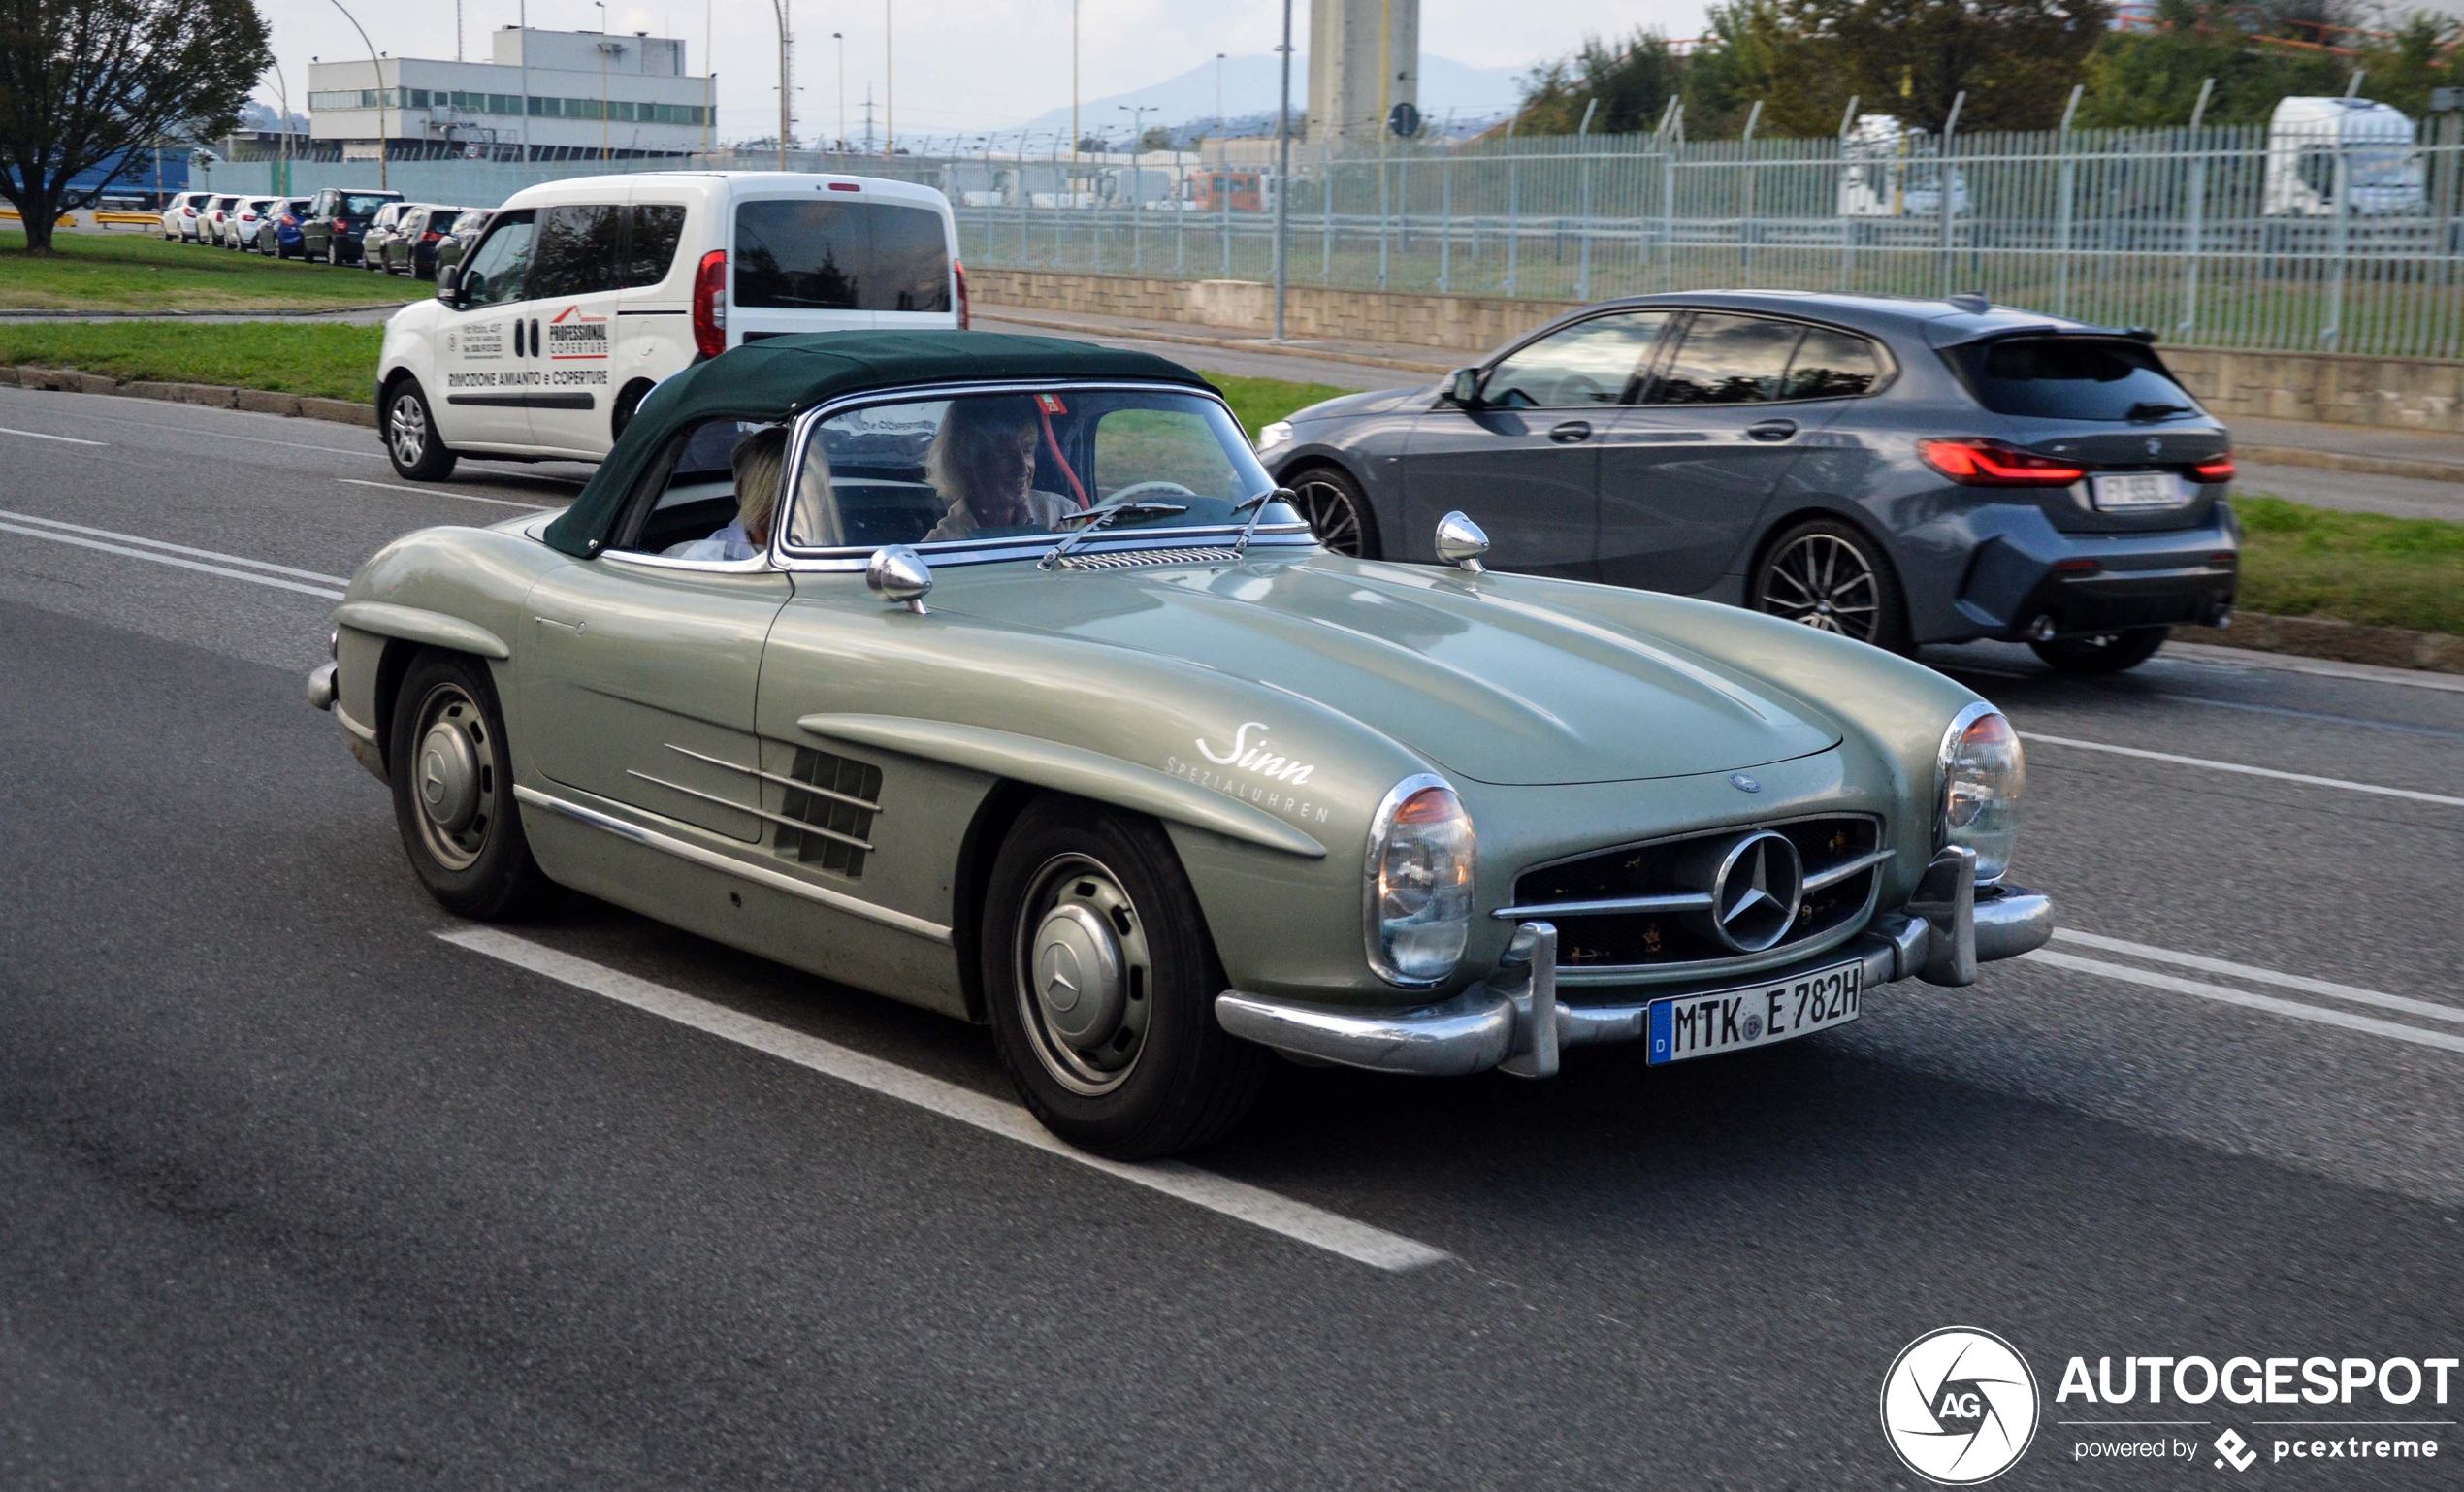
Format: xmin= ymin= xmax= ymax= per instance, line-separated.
xmin=1576 ymin=98 xmax=1598 ymax=300
xmin=2324 ymin=123 xmax=2350 ymax=348
xmin=1321 ymin=138 xmax=1334 ymax=281
xmin=1378 ymin=133 xmax=1391 ymax=287
xmin=1836 ymin=95 xmax=1859 ymax=292
xmin=1661 ymin=121 xmax=1678 ymax=293
xmin=2055 ymin=85 xmax=2081 ymax=318
xmin=1937 ymin=92 xmax=1964 ymax=297
xmin=1740 ymin=100 xmax=1763 ymax=279
xmin=1174 ymin=154 xmax=1185 ymax=274
xmin=1505 ymin=119 xmax=1518 ymax=294
xmin=1439 ymin=148 xmax=1452 ymax=293
xmin=1219 ymin=140 xmax=1232 ymax=275
xmin=2178 ymin=80 xmax=2213 ymax=338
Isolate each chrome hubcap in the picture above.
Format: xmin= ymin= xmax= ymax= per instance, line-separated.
xmin=1762 ymin=533 xmax=1880 ymax=641
xmin=1290 ymin=477 xmax=1365 ymax=557
xmin=389 ymin=396 xmax=427 ymax=467
xmin=408 ymin=683 xmax=493 ymax=871
xmin=1014 ymin=855 xmax=1152 ymax=1096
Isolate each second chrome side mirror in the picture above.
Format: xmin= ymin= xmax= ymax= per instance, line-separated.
xmin=866 ymin=545 xmax=933 ymax=614
xmin=1434 ymin=511 xmax=1489 ymax=575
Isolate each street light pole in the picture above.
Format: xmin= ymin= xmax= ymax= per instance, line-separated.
xmin=768 ymin=0 xmax=792 ymax=169
xmin=833 ymin=32 xmax=844 ymax=151
xmin=884 ymin=0 xmax=893 ymax=156
xmin=323 ymin=0 xmax=386 ymax=190
xmin=520 ymin=0 xmax=532 ymax=163
xmin=594 ymin=1 xmax=609 ymax=161
xmin=1273 ymin=0 xmax=1292 ymax=341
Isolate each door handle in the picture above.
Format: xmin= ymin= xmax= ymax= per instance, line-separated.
xmin=530 ymin=318 xmax=542 ymax=356
xmin=1747 ymin=418 xmax=1799 ymax=442
xmin=513 ymin=318 xmax=526 ymax=357
xmin=1548 ymin=420 xmax=1593 ymax=444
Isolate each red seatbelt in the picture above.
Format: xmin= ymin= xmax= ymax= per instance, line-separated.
xmin=1036 ymin=397 xmax=1090 ymax=508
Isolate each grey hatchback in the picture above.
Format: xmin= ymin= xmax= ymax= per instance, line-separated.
xmin=1258 ymin=291 xmax=2240 ymax=673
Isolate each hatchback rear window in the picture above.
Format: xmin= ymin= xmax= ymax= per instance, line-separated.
xmin=732 ymin=200 xmax=951 ymax=313
xmin=340 ymin=193 xmax=396 ymax=217
xmin=1950 ymin=337 xmax=2203 ymax=422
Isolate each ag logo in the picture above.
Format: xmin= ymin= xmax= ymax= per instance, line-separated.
xmin=1880 ymin=1326 xmax=2040 ymax=1484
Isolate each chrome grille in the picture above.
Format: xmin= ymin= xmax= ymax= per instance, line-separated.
xmin=775 ymin=747 xmax=883 ymax=878
xmin=1054 ymin=546 xmax=1242 ymax=571
xmin=1506 ymin=815 xmax=1886 ymax=974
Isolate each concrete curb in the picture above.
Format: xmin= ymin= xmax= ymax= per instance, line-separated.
xmin=2239 ymin=444 xmax=2464 ymax=487
xmin=0 ymin=364 xmax=376 ymax=428
xmin=0 ymin=304 xmax=410 ymax=320
xmin=979 ymin=306 xmax=1458 ymax=377
xmin=2203 ymin=613 xmax=2464 ymax=676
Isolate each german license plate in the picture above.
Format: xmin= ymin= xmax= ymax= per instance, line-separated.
xmin=2091 ymin=471 xmax=2185 ymax=510
xmin=1646 ymin=961 xmax=1861 ymax=1065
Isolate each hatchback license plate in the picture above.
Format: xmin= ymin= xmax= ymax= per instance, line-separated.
xmin=2091 ymin=471 xmax=2184 ymax=510
xmin=1646 ymin=961 xmax=1861 ymax=1065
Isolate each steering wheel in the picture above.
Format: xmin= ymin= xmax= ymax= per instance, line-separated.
xmin=1099 ymin=481 xmax=1198 ymax=503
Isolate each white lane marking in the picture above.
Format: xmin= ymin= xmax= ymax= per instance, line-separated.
xmin=338 ymin=477 xmax=551 ymax=511
xmin=437 ymin=927 xmax=1448 ymax=1273
xmin=0 ymin=508 xmax=349 ymax=583
xmin=0 ymin=396 xmax=382 ymax=457
xmin=2152 ymin=692 xmax=2464 ymax=743
xmin=2023 ymin=732 xmax=2464 ymax=809
xmin=0 ymin=425 xmax=107 ymax=446
xmin=0 ymin=521 xmax=344 ymax=600
xmin=2163 ymin=641 xmax=2464 ymax=697
xmin=2026 ymin=949 xmax=2464 ymax=1058
xmin=2055 ymin=929 xmax=2464 ymax=1026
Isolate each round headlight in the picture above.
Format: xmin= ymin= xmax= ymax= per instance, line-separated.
xmin=1938 ymin=704 xmax=2025 ymax=883
xmin=1255 ymin=419 xmax=1293 ymax=452
xmin=1365 ymin=775 xmax=1475 ymax=986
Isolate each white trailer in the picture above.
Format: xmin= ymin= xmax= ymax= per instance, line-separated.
xmin=1837 ymin=114 xmax=1969 ymax=218
xmin=2263 ymin=97 xmax=2425 ymax=216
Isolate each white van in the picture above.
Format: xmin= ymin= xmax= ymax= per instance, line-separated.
xmin=374 ymin=171 xmax=967 ymax=480
xmin=2262 ymin=97 xmax=2425 ymax=217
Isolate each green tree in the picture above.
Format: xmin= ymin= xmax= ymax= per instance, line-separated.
xmin=0 ymin=0 xmax=268 ymax=254
xmin=1799 ymin=0 xmax=2116 ymax=132
xmin=1511 ymin=29 xmax=1684 ymax=135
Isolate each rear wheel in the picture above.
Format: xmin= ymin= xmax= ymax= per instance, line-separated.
xmin=1751 ymin=518 xmax=1911 ymax=653
xmin=1286 ymin=465 xmax=1379 ymax=559
xmin=327 ymin=239 xmax=342 ymax=267
xmin=388 ymin=653 xmax=562 ymax=920
xmin=383 ymin=377 xmax=460 ymax=481
xmin=2030 ymin=626 xmax=2170 ymax=674
xmin=982 ymin=797 xmax=1270 ymax=1159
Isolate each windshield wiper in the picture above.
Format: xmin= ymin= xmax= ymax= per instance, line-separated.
xmin=1229 ymin=486 xmax=1298 ymax=562
xmin=1038 ymin=501 xmax=1189 ymax=569
xmin=2125 ymin=402 xmax=2194 ymax=422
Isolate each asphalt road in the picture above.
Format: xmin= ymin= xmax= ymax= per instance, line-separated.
xmin=4 ymin=384 xmax=2462 ymax=1491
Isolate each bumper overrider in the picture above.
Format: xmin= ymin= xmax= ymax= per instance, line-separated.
xmin=1215 ymin=846 xmax=2050 ymax=1079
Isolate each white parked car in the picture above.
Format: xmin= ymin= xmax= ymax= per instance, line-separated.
xmin=226 ymin=195 xmax=279 ymax=251
xmin=202 ymin=194 xmax=243 ymax=245
xmin=161 ymin=190 xmax=213 ymax=242
xmin=375 ymin=171 xmax=968 ymax=478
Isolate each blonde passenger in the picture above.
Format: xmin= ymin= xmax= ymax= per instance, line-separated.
xmin=665 ymin=427 xmax=789 ymax=561
xmin=923 ymin=397 xmax=1077 ymax=541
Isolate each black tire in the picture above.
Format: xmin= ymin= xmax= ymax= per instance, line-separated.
xmin=982 ymin=797 xmax=1270 ymax=1159
xmin=1285 ymin=464 xmax=1380 ymax=559
xmin=388 ymin=652 xmax=563 ymax=920
xmin=611 ymin=380 xmax=653 ymax=441
xmin=1750 ymin=517 xmax=1912 ymax=653
xmin=2029 ymin=626 xmax=2171 ymax=674
xmin=382 ymin=377 xmax=460 ymax=482
xmin=327 ymin=239 xmax=342 ymax=267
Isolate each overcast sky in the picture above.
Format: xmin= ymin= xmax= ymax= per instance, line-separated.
xmin=252 ymin=0 xmax=1709 ymax=140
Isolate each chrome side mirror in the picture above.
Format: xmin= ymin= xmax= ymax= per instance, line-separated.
xmin=866 ymin=544 xmax=933 ymax=614
xmin=1445 ymin=367 xmax=1484 ymax=407
xmin=1434 ymin=511 xmax=1489 ymax=575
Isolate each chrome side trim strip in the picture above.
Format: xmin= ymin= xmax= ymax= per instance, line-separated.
xmin=1801 ymin=846 xmax=1896 ymax=892
xmin=661 ymin=742 xmax=883 ymax=814
xmin=623 ymin=770 xmax=877 ymax=851
xmin=1491 ymin=891 xmax=1712 ymax=921
xmin=516 ymin=784 xmax=948 ymax=943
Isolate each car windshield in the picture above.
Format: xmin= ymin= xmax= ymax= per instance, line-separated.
xmin=783 ymin=388 xmax=1271 ymax=552
xmin=1948 ymin=337 xmax=2204 ymax=423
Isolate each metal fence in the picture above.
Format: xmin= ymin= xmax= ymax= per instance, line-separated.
xmin=202 ymin=117 xmax=2464 ymax=359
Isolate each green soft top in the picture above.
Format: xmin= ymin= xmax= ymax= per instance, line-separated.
xmin=541 ymin=330 xmax=1213 ymax=558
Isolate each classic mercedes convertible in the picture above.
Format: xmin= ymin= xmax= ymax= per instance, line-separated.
xmin=313 ymin=332 xmax=2052 ymax=1158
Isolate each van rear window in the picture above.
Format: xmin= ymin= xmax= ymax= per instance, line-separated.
xmin=732 ymin=200 xmax=951 ymax=313
xmin=1949 ymin=337 xmax=2203 ymax=422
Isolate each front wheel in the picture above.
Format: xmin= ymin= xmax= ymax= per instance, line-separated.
xmin=1285 ymin=465 xmax=1379 ymax=559
xmin=1751 ymin=518 xmax=1911 ymax=653
xmin=983 ymin=797 xmax=1270 ymax=1159
xmin=388 ymin=652 xmax=563 ymax=920
xmin=383 ymin=378 xmax=459 ymax=481
xmin=2030 ymin=627 xmax=2170 ymax=674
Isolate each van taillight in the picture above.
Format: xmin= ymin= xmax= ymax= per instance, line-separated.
xmin=954 ymin=259 xmax=970 ymax=330
xmin=692 ymin=249 xmax=728 ymax=359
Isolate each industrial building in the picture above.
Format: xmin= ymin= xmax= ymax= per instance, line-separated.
xmin=305 ymin=27 xmax=713 ymax=162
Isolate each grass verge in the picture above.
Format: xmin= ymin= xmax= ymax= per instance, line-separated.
xmin=2233 ymin=493 xmax=2464 ymax=636
xmin=0 ymin=229 xmax=423 ymax=311
xmin=1202 ymin=372 xmax=1355 ymax=440
xmin=0 ymin=321 xmax=382 ymax=402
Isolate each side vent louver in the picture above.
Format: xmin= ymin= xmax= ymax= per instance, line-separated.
xmin=777 ymin=748 xmax=883 ymax=878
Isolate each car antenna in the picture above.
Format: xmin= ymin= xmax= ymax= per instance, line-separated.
xmin=1229 ymin=486 xmax=1298 ymax=563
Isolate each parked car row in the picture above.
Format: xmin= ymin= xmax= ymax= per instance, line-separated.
xmin=157 ymin=188 xmax=484 ymax=279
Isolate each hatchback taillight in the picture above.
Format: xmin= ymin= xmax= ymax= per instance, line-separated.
xmin=1918 ymin=438 xmax=2090 ymax=487
xmin=420 ymin=230 xmax=440 ymax=243
xmin=692 ymin=249 xmax=728 ymax=359
xmin=2192 ymin=454 xmax=2235 ymax=483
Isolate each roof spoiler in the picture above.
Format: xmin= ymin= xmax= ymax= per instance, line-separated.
xmin=1924 ymin=320 xmax=2161 ymax=350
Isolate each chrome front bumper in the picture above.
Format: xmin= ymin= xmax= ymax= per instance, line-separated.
xmin=1215 ymin=848 xmax=2052 ymax=1080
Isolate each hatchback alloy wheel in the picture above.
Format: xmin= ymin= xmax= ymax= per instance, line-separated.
xmin=1287 ymin=469 xmax=1376 ymax=558
xmin=1752 ymin=518 xmax=1911 ymax=652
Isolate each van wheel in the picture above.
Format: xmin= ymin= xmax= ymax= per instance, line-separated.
xmin=611 ymin=380 xmax=654 ymax=441
xmin=388 ymin=652 xmax=562 ymax=920
xmin=383 ymin=378 xmax=460 ymax=481
xmin=2030 ymin=627 xmax=2171 ymax=674
xmin=982 ymin=797 xmax=1269 ymax=1159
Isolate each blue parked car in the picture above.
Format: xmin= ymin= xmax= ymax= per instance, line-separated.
xmin=252 ymin=197 xmax=315 ymax=258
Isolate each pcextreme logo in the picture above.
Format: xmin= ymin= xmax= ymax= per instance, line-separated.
xmin=1881 ymin=1327 xmax=2042 ymax=1484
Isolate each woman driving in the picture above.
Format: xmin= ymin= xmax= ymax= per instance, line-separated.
xmin=922 ymin=397 xmax=1078 ymax=542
